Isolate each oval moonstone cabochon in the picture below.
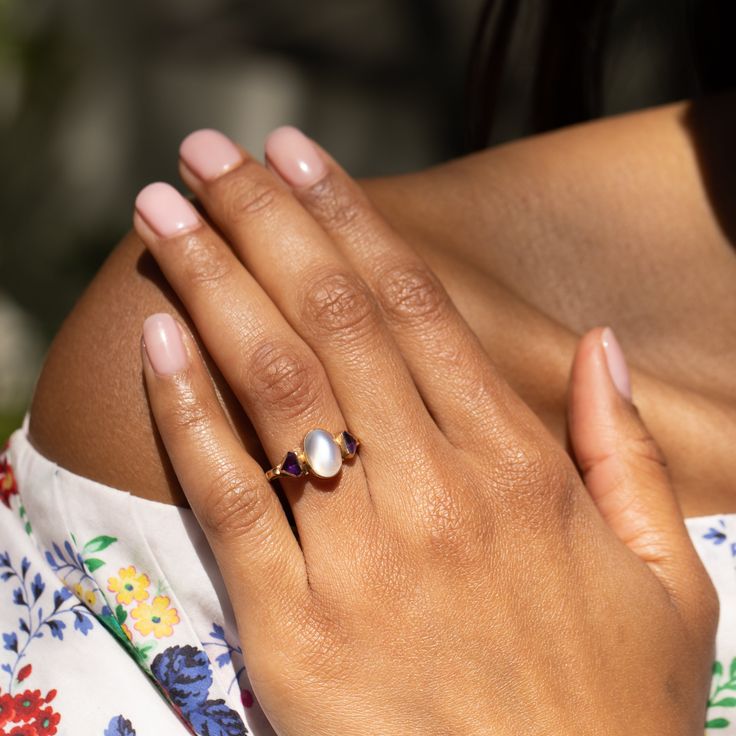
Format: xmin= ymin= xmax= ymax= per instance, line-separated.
xmin=303 ymin=429 xmax=343 ymax=478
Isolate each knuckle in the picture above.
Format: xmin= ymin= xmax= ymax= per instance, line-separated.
xmin=215 ymin=162 xmax=282 ymax=223
xmin=628 ymin=430 xmax=668 ymax=469
xmin=159 ymin=385 xmax=219 ymax=441
xmin=376 ymin=263 xmax=450 ymax=327
xmin=247 ymin=340 xmax=324 ymax=419
xmin=300 ymin=269 xmax=377 ymax=340
xmin=178 ymin=233 xmax=232 ymax=288
xmin=492 ymin=435 xmax=578 ymax=524
xmin=409 ymin=462 xmax=491 ymax=565
xmin=303 ymin=173 xmax=364 ymax=235
xmin=419 ymin=487 xmax=473 ymax=554
xmin=199 ymin=465 xmax=269 ymax=538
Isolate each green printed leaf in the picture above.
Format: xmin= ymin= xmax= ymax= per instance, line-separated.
xmin=714 ymin=661 xmax=724 ymax=677
xmin=115 ymin=604 xmax=127 ymax=625
xmin=705 ymin=718 xmax=730 ymax=729
xmin=713 ymin=698 xmax=736 ymax=708
xmin=84 ymin=557 xmax=105 ymax=572
xmin=730 ymin=658 xmax=736 ymax=681
xmin=83 ymin=535 xmax=117 ymax=553
xmin=135 ymin=643 xmax=154 ymax=662
xmin=24 ymin=522 xmax=31 ymax=535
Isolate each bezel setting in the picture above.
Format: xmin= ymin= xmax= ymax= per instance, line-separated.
xmin=266 ymin=428 xmax=360 ymax=482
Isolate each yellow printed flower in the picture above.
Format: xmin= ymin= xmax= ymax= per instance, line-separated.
xmin=131 ymin=595 xmax=179 ymax=638
xmin=107 ymin=566 xmax=150 ymax=605
xmin=121 ymin=623 xmax=133 ymax=641
xmin=72 ymin=582 xmax=97 ymax=608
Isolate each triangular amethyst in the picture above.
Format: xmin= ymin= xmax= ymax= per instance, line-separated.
xmin=281 ymin=451 xmax=303 ymax=477
xmin=341 ymin=431 xmax=358 ymax=456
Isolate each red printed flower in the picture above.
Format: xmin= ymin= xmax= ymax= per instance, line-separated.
xmin=0 ymin=693 xmax=16 ymax=727
xmin=16 ymin=665 xmax=32 ymax=684
xmin=8 ymin=724 xmax=39 ymax=736
xmin=32 ymin=706 xmax=60 ymax=735
xmin=12 ymin=690 xmax=43 ymax=722
xmin=0 ymin=456 xmax=18 ymax=508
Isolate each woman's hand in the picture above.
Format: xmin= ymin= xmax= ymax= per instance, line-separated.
xmin=133 ymin=127 xmax=717 ymax=735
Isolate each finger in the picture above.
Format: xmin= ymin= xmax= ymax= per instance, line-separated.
xmin=264 ymin=126 xmax=541 ymax=448
xmin=133 ymin=182 xmax=372 ymax=545
xmin=141 ymin=312 xmax=307 ymax=632
xmin=568 ymin=327 xmax=714 ymax=615
xmin=177 ymin=129 xmax=439 ymax=481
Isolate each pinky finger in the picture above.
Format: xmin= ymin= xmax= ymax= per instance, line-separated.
xmin=141 ymin=312 xmax=307 ymax=630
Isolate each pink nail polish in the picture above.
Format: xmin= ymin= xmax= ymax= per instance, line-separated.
xmin=602 ymin=327 xmax=632 ymax=401
xmin=265 ymin=126 xmax=326 ymax=187
xmin=143 ymin=313 xmax=188 ymax=375
xmin=135 ymin=183 xmax=200 ymax=238
xmin=179 ymin=129 xmax=243 ymax=181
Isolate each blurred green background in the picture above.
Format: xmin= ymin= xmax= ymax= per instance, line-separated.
xmin=0 ymin=0 xmax=692 ymax=444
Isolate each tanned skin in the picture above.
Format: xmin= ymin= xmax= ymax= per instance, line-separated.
xmin=29 ymin=96 xmax=736 ymax=518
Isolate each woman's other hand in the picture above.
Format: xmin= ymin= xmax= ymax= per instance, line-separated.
xmin=133 ymin=128 xmax=717 ymax=735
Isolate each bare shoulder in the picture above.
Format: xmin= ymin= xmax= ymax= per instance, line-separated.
xmin=28 ymin=233 xmax=187 ymax=503
xmin=29 ymin=232 xmax=260 ymax=506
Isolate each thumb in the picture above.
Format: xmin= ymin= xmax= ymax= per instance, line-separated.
xmin=568 ymin=327 xmax=704 ymax=604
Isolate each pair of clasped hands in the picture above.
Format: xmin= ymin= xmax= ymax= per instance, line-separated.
xmin=133 ymin=127 xmax=717 ymax=735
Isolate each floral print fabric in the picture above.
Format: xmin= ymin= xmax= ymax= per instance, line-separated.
xmin=690 ymin=516 xmax=736 ymax=732
xmin=1 ymin=418 xmax=272 ymax=735
xmin=0 ymin=415 xmax=734 ymax=734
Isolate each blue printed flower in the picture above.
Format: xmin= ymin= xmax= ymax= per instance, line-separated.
xmin=45 ymin=618 xmax=66 ymax=640
xmin=704 ymin=526 xmax=728 ymax=545
xmin=152 ymin=645 xmax=247 ymax=735
xmin=73 ymin=609 xmax=94 ymax=635
xmin=188 ymin=699 xmax=248 ymax=736
xmin=53 ymin=587 xmax=72 ymax=611
xmin=2 ymin=632 xmax=17 ymax=652
xmin=30 ymin=572 xmax=45 ymax=602
xmin=104 ymin=715 xmax=137 ymax=735
xmin=151 ymin=645 xmax=213 ymax=713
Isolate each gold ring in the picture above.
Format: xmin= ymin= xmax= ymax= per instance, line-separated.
xmin=265 ymin=429 xmax=360 ymax=481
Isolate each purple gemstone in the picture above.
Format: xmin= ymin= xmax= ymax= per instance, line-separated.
xmin=342 ymin=431 xmax=358 ymax=456
xmin=281 ymin=451 xmax=302 ymax=477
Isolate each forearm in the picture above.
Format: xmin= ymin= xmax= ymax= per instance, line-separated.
xmin=28 ymin=96 xmax=736 ymax=515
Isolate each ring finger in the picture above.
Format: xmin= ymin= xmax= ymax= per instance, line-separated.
xmin=133 ymin=182 xmax=371 ymax=548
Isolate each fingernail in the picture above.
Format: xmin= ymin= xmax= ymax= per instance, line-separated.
xmin=179 ymin=129 xmax=243 ymax=181
xmin=265 ymin=126 xmax=326 ymax=187
xmin=601 ymin=327 xmax=632 ymax=401
xmin=135 ymin=182 xmax=200 ymax=238
xmin=143 ymin=313 xmax=188 ymax=375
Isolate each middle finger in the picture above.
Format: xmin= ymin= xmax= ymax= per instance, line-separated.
xmin=177 ymin=129 xmax=441 ymax=479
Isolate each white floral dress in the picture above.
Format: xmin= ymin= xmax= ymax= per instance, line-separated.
xmin=0 ymin=416 xmax=733 ymax=735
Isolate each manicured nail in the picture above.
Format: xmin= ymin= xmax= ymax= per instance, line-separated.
xmin=135 ymin=182 xmax=200 ymax=238
xmin=265 ymin=126 xmax=326 ymax=187
xmin=602 ymin=327 xmax=632 ymax=401
xmin=143 ymin=313 xmax=188 ymax=375
xmin=179 ymin=129 xmax=243 ymax=181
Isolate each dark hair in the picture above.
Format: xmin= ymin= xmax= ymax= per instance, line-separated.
xmin=465 ymin=0 xmax=736 ymax=150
